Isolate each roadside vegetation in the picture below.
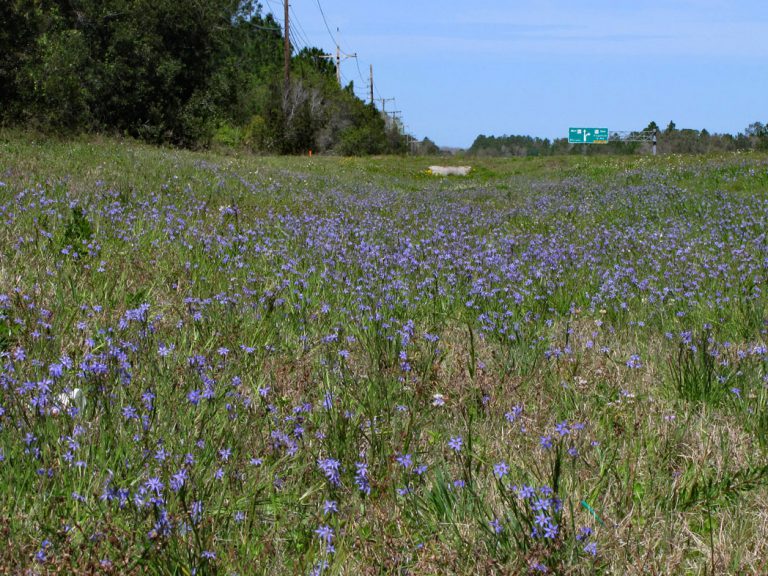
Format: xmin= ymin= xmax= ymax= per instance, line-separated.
xmin=0 ymin=1 xmax=406 ymax=154
xmin=2 ymin=134 xmax=768 ymax=574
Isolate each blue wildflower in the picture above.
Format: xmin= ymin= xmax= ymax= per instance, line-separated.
xmin=493 ymin=461 xmax=509 ymax=479
xmin=317 ymin=458 xmax=341 ymax=486
xmin=396 ymin=453 xmax=413 ymax=469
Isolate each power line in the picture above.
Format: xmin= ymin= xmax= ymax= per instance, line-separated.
xmin=272 ymin=0 xmax=401 ymax=125
xmin=353 ymin=54 xmax=366 ymax=87
xmin=376 ymin=97 xmax=395 ymax=113
xmin=373 ymin=80 xmax=385 ymax=104
xmin=324 ymin=24 xmax=366 ymax=94
xmin=287 ymin=27 xmax=299 ymax=51
xmin=289 ymin=6 xmax=312 ymax=51
xmin=264 ymin=0 xmax=278 ymax=23
xmin=315 ymin=45 xmax=354 ymax=86
xmin=265 ymin=0 xmax=292 ymax=43
xmin=288 ymin=30 xmax=302 ymax=54
xmin=288 ymin=26 xmax=310 ymax=54
xmin=251 ymin=23 xmax=283 ymax=31
xmin=329 ymin=25 xmax=366 ymax=88
xmin=315 ymin=0 xmax=339 ymax=46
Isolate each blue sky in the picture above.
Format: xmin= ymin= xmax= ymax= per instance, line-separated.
xmin=277 ymin=0 xmax=768 ymax=147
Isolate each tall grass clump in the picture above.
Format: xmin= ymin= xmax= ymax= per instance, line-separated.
xmin=668 ymin=330 xmax=729 ymax=404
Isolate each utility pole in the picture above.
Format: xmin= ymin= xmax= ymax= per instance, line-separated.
xmin=283 ymin=0 xmax=290 ymax=92
xmin=404 ymin=125 xmax=415 ymax=154
xmin=318 ymin=45 xmax=357 ymax=87
xmin=369 ymin=64 xmax=374 ymax=105
xmin=335 ymin=45 xmax=356 ymax=86
xmin=376 ymin=97 xmax=395 ymax=114
xmin=335 ymin=47 xmax=341 ymax=86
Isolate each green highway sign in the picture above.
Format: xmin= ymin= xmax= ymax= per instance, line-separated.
xmin=569 ymin=127 xmax=609 ymax=144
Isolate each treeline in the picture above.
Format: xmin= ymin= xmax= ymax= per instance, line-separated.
xmin=468 ymin=121 xmax=768 ymax=157
xmin=0 ymin=0 xmax=406 ymax=154
xmin=468 ymin=135 xmax=564 ymax=157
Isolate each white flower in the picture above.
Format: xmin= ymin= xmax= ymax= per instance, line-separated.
xmin=50 ymin=388 xmax=86 ymax=416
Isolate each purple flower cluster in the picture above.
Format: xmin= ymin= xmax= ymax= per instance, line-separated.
xmin=3 ymin=151 xmax=767 ymax=573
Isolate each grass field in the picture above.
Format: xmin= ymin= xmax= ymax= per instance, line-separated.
xmin=2 ymin=132 xmax=768 ymax=574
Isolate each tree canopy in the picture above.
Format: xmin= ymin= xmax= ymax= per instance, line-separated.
xmin=468 ymin=121 xmax=768 ymax=157
xmin=0 ymin=0 xmax=406 ymax=154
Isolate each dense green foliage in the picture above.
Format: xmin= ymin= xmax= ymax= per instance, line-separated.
xmin=0 ymin=0 xmax=404 ymax=153
xmin=468 ymin=134 xmax=564 ymax=157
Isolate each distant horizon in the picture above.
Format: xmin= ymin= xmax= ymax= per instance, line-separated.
xmin=434 ymin=123 xmax=752 ymax=150
xmin=283 ymin=0 xmax=768 ymax=149
xmin=436 ymin=122 xmax=766 ymax=150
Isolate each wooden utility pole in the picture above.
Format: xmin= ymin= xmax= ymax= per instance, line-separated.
xmin=336 ymin=47 xmax=341 ymax=85
xmin=319 ymin=45 xmax=357 ymax=86
xmin=388 ymin=111 xmax=402 ymax=133
xmin=369 ymin=64 xmax=374 ymax=105
xmin=376 ymin=97 xmax=395 ymax=114
xmin=335 ymin=45 xmax=356 ymax=86
xmin=283 ymin=0 xmax=290 ymax=92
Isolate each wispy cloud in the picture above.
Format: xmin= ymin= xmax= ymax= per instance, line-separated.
xmin=351 ymin=17 xmax=768 ymax=60
xmin=342 ymin=2 xmax=768 ymax=59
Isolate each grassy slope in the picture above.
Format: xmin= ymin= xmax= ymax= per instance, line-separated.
xmin=2 ymin=132 xmax=768 ymax=574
